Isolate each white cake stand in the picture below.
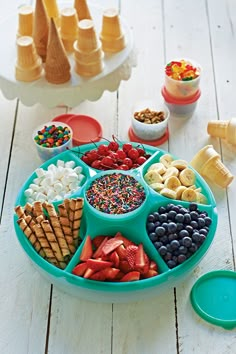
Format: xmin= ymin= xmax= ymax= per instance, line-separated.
xmin=0 ymin=3 xmax=136 ymax=108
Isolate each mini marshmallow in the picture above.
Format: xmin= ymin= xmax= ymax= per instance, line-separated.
xmin=54 ymin=182 xmax=63 ymax=192
xmin=65 ymin=160 xmax=75 ymax=169
xmin=57 ymin=160 xmax=65 ymax=167
xmin=67 ymin=172 xmax=78 ymax=183
xmin=35 ymin=168 xmax=46 ymax=178
xmin=41 ymin=176 xmax=54 ymax=187
xmin=24 ymin=188 xmax=33 ymax=197
xmin=74 ymin=166 xmax=83 ymax=174
xmin=29 ymin=183 xmax=40 ymax=191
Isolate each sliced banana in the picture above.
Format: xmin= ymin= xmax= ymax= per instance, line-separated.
xmin=149 ymin=182 xmax=165 ymax=191
xmin=162 ymin=166 xmax=179 ymax=181
xmin=196 ymin=192 xmax=207 ymax=204
xmin=179 ymin=168 xmax=195 ymax=186
xmin=175 ymin=185 xmax=187 ymax=199
xmin=160 ymin=188 xmax=177 ymax=199
xmin=181 ymin=188 xmax=197 ymax=202
xmin=144 ymin=169 xmax=163 ymax=184
xmin=164 ymin=176 xmax=181 ymax=190
xmin=160 ymin=154 xmax=173 ymax=168
xmin=171 ymin=159 xmax=188 ymax=170
xmin=147 ymin=162 xmax=167 ymax=175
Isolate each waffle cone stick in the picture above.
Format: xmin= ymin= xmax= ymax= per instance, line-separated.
xmin=33 ymin=223 xmax=59 ymax=267
xmin=17 ymin=217 xmax=45 ymax=258
xmin=41 ymin=220 xmax=66 ymax=269
xmin=58 ymin=203 xmax=76 ymax=254
xmin=24 ymin=202 xmax=34 ymax=216
xmin=33 ymin=201 xmax=45 ymax=219
xmin=14 ymin=205 xmax=27 ymax=219
xmin=43 ymin=202 xmax=71 ymax=260
xmin=72 ymin=198 xmax=84 ymax=246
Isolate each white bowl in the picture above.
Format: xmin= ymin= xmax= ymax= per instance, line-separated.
xmin=131 ymin=100 xmax=170 ymax=141
xmin=32 ymin=121 xmax=73 ymax=161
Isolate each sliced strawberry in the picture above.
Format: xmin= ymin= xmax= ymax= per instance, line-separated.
xmin=120 ymin=271 xmax=140 ymax=282
xmin=80 ymin=235 xmax=93 ymax=261
xmin=72 ymin=262 xmax=88 ymax=276
xmin=102 ymin=238 xmax=123 ymax=255
xmin=114 ymin=232 xmax=135 ymax=247
xmin=93 ymin=236 xmax=109 ymax=258
xmin=116 ymin=244 xmax=127 ymax=259
xmin=126 ymin=245 xmax=138 ymax=268
xmin=142 ymin=269 xmax=158 ymax=278
xmin=109 ymin=251 xmax=120 ymax=268
xmin=89 ymin=270 xmax=107 ymax=281
xmin=86 ymin=258 xmax=113 ymax=271
xmin=102 ymin=267 xmax=120 ymax=280
xmin=119 ymin=260 xmax=133 ymax=274
xmin=83 ymin=267 xmax=95 ymax=279
xmin=92 ymin=235 xmax=108 ymax=248
xmin=149 ymin=260 xmax=158 ymax=271
xmin=135 ymin=244 xmax=146 ymax=268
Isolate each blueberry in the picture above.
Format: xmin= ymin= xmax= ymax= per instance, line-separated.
xmin=168 ymin=210 xmax=177 ymax=220
xmin=154 ymin=241 xmax=163 ymax=249
xmin=162 ymin=222 xmax=169 ymax=231
xmin=205 ymin=217 xmax=212 ymax=226
xmin=192 ymin=232 xmax=200 ymax=243
xmin=154 ymin=221 xmax=161 ymax=228
xmin=199 ymin=234 xmax=206 ymax=244
xmin=182 ymin=236 xmax=192 ymax=248
xmin=189 ymin=202 xmax=198 ymax=211
xmin=175 ymin=213 xmax=184 ymax=223
xmin=176 ymin=223 xmax=184 ymax=231
xmin=198 ymin=218 xmax=205 ymax=228
xmin=153 ymin=211 xmax=160 ymax=221
xmin=167 ymin=260 xmax=176 ymax=269
xmin=155 ymin=226 xmax=166 ymax=237
xmin=177 ymin=254 xmax=186 ymax=264
xmin=179 ymin=207 xmax=188 ymax=215
xmin=172 ymin=205 xmax=180 ymax=213
xmin=159 ymin=214 xmax=168 ymax=223
xmin=147 ymin=214 xmax=155 ymax=222
xmin=170 ymin=239 xmax=180 ymax=251
xmin=179 ymin=229 xmax=189 ymax=239
xmin=168 ymin=233 xmax=177 ymax=242
xmin=179 ymin=245 xmax=188 ymax=254
xmin=199 ymin=228 xmax=208 ymax=236
xmin=147 ymin=222 xmax=155 ymax=232
xmin=158 ymin=206 xmax=166 ymax=214
xmin=164 ymin=252 xmax=172 ymax=261
xmin=185 ymin=225 xmax=193 ymax=234
xmin=149 ymin=232 xmax=158 ymax=242
xmin=190 ymin=211 xmax=199 ymax=221
xmin=190 ymin=220 xmax=198 ymax=229
xmin=183 ymin=213 xmax=191 ymax=224
xmin=168 ymin=222 xmax=177 ymax=233
xmin=158 ymin=245 xmax=167 ymax=256
xmin=166 ymin=203 xmax=175 ymax=211
xmin=160 ymin=235 xmax=168 ymax=244
xmin=189 ymin=243 xmax=198 ymax=253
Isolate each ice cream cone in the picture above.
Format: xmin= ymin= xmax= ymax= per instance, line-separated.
xmin=200 ymin=155 xmax=234 ymax=188
xmin=43 ymin=0 xmax=60 ymax=27
xmin=17 ymin=5 xmax=34 ymax=37
xmin=33 ymin=0 xmax=49 ymax=62
xmin=74 ymin=0 xmax=92 ymax=21
xmin=15 ymin=36 xmax=43 ymax=82
xmin=100 ymin=8 xmax=125 ymax=53
xmin=76 ymin=19 xmax=99 ymax=52
xmin=60 ymin=7 xmax=78 ymax=53
xmin=45 ymin=18 xmax=71 ymax=84
xmin=207 ymin=118 xmax=236 ymax=145
xmin=190 ymin=145 xmax=219 ymax=172
xmin=74 ymin=40 xmax=103 ymax=63
xmin=74 ymin=59 xmax=103 ymax=77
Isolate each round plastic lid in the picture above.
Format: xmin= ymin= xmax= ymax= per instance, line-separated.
xmin=190 ymin=270 xmax=236 ymax=330
xmin=128 ymin=126 xmax=169 ymax=146
xmin=161 ymin=86 xmax=201 ymax=105
xmin=52 ymin=114 xmax=103 ymax=146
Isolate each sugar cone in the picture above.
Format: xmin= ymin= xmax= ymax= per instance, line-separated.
xmin=76 ymin=19 xmax=99 ymax=52
xmin=100 ymin=8 xmax=125 ymax=53
xmin=74 ymin=40 xmax=103 ymax=63
xmin=43 ymin=0 xmax=60 ymax=27
xmin=201 ymin=155 xmax=234 ymax=188
xmin=60 ymin=7 xmax=78 ymax=53
xmin=74 ymin=0 xmax=92 ymax=21
xmin=74 ymin=59 xmax=103 ymax=77
xmin=207 ymin=118 xmax=236 ymax=145
xmin=45 ymin=18 xmax=71 ymax=84
xmin=33 ymin=0 xmax=49 ymax=62
xmin=17 ymin=5 xmax=34 ymax=37
xmin=190 ymin=145 xmax=219 ymax=172
xmin=15 ymin=36 xmax=43 ymax=82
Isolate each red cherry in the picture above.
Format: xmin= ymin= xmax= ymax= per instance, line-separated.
xmin=108 ymin=151 xmax=118 ymax=160
xmin=123 ymin=157 xmax=133 ymax=169
xmin=91 ymin=160 xmax=102 ymax=169
xmin=117 ymin=149 xmax=127 ymax=160
xmin=101 ymin=156 xmax=113 ymax=168
xmin=88 ymin=150 xmax=99 ymax=162
xmin=128 ymin=148 xmax=139 ymax=161
xmin=122 ymin=143 xmax=133 ymax=153
xmin=111 ymin=163 xmax=119 ymax=169
xmin=108 ymin=141 xmax=119 ymax=151
xmin=132 ymin=163 xmax=140 ymax=169
xmin=98 ymin=144 xmax=109 ymax=156
xmin=137 ymin=147 xmax=145 ymax=156
xmin=81 ymin=155 xmax=91 ymax=165
xmin=119 ymin=164 xmax=129 ymax=170
xmin=137 ymin=156 xmax=147 ymax=165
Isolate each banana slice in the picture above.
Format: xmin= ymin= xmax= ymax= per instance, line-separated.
xmin=179 ymin=168 xmax=196 ymax=186
xmin=171 ymin=159 xmax=188 ymax=170
xmin=149 ymin=182 xmax=165 ymax=191
xmin=160 ymin=188 xmax=177 ymax=199
xmin=160 ymin=154 xmax=173 ymax=168
xmin=164 ymin=176 xmax=181 ymax=190
xmin=196 ymin=192 xmax=207 ymax=204
xmin=175 ymin=185 xmax=187 ymax=199
xmin=162 ymin=166 xmax=179 ymax=181
xmin=144 ymin=170 xmax=163 ymax=184
xmin=148 ymin=162 xmax=166 ymax=175
xmin=181 ymin=188 xmax=197 ymax=202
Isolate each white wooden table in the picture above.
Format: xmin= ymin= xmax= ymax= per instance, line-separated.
xmin=0 ymin=0 xmax=236 ymax=353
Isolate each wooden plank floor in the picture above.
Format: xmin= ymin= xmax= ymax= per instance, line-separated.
xmin=0 ymin=1 xmax=235 ymax=353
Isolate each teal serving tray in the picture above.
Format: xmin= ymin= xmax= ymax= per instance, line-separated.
xmin=14 ymin=142 xmax=218 ymax=303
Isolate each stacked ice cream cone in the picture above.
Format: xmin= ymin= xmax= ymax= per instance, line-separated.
xmin=74 ymin=0 xmax=92 ymax=21
xmin=74 ymin=19 xmax=104 ymax=77
xmin=45 ymin=18 xmax=71 ymax=84
xmin=33 ymin=0 xmax=49 ymax=62
xmin=100 ymin=8 xmax=126 ymax=53
xmin=60 ymin=7 xmax=79 ymax=53
xmin=43 ymin=0 xmax=61 ymax=28
xmin=207 ymin=118 xmax=236 ymax=145
xmin=17 ymin=5 xmax=34 ymax=38
xmin=190 ymin=145 xmax=234 ymax=188
xmin=15 ymin=36 xmax=43 ymax=82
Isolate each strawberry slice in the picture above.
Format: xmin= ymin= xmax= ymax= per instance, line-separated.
xmin=72 ymin=262 xmax=88 ymax=276
xmin=80 ymin=235 xmax=93 ymax=261
xmin=83 ymin=267 xmax=95 ymax=279
xmin=86 ymin=258 xmax=113 ymax=271
xmin=92 ymin=235 xmax=108 ymax=248
xmin=102 ymin=238 xmax=124 ymax=255
xmin=102 ymin=267 xmax=120 ymax=280
xmin=120 ymin=271 xmax=140 ymax=282
xmin=135 ymin=244 xmax=146 ymax=268
xmin=109 ymin=251 xmax=120 ymax=268
xmin=93 ymin=236 xmax=109 ymax=258
xmin=149 ymin=260 xmax=158 ymax=271
xmin=119 ymin=260 xmax=133 ymax=273
xmin=116 ymin=244 xmax=127 ymax=259
xmin=114 ymin=232 xmax=135 ymax=247
xmin=143 ymin=269 xmax=158 ymax=278
xmin=126 ymin=245 xmax=138 ymax=268
xmin=89 ymin=270 xmax=106 ymax=281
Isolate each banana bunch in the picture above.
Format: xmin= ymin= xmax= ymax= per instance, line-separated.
xmin=144 ymin=154 xmax=207 ymax=204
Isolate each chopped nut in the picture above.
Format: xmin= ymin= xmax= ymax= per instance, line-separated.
xmin=134 ymin=108 xmax=165 ymax=124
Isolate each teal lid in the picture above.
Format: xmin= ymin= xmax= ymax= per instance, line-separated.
xmin=190 ymin=270 xmax=236 ymax=330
